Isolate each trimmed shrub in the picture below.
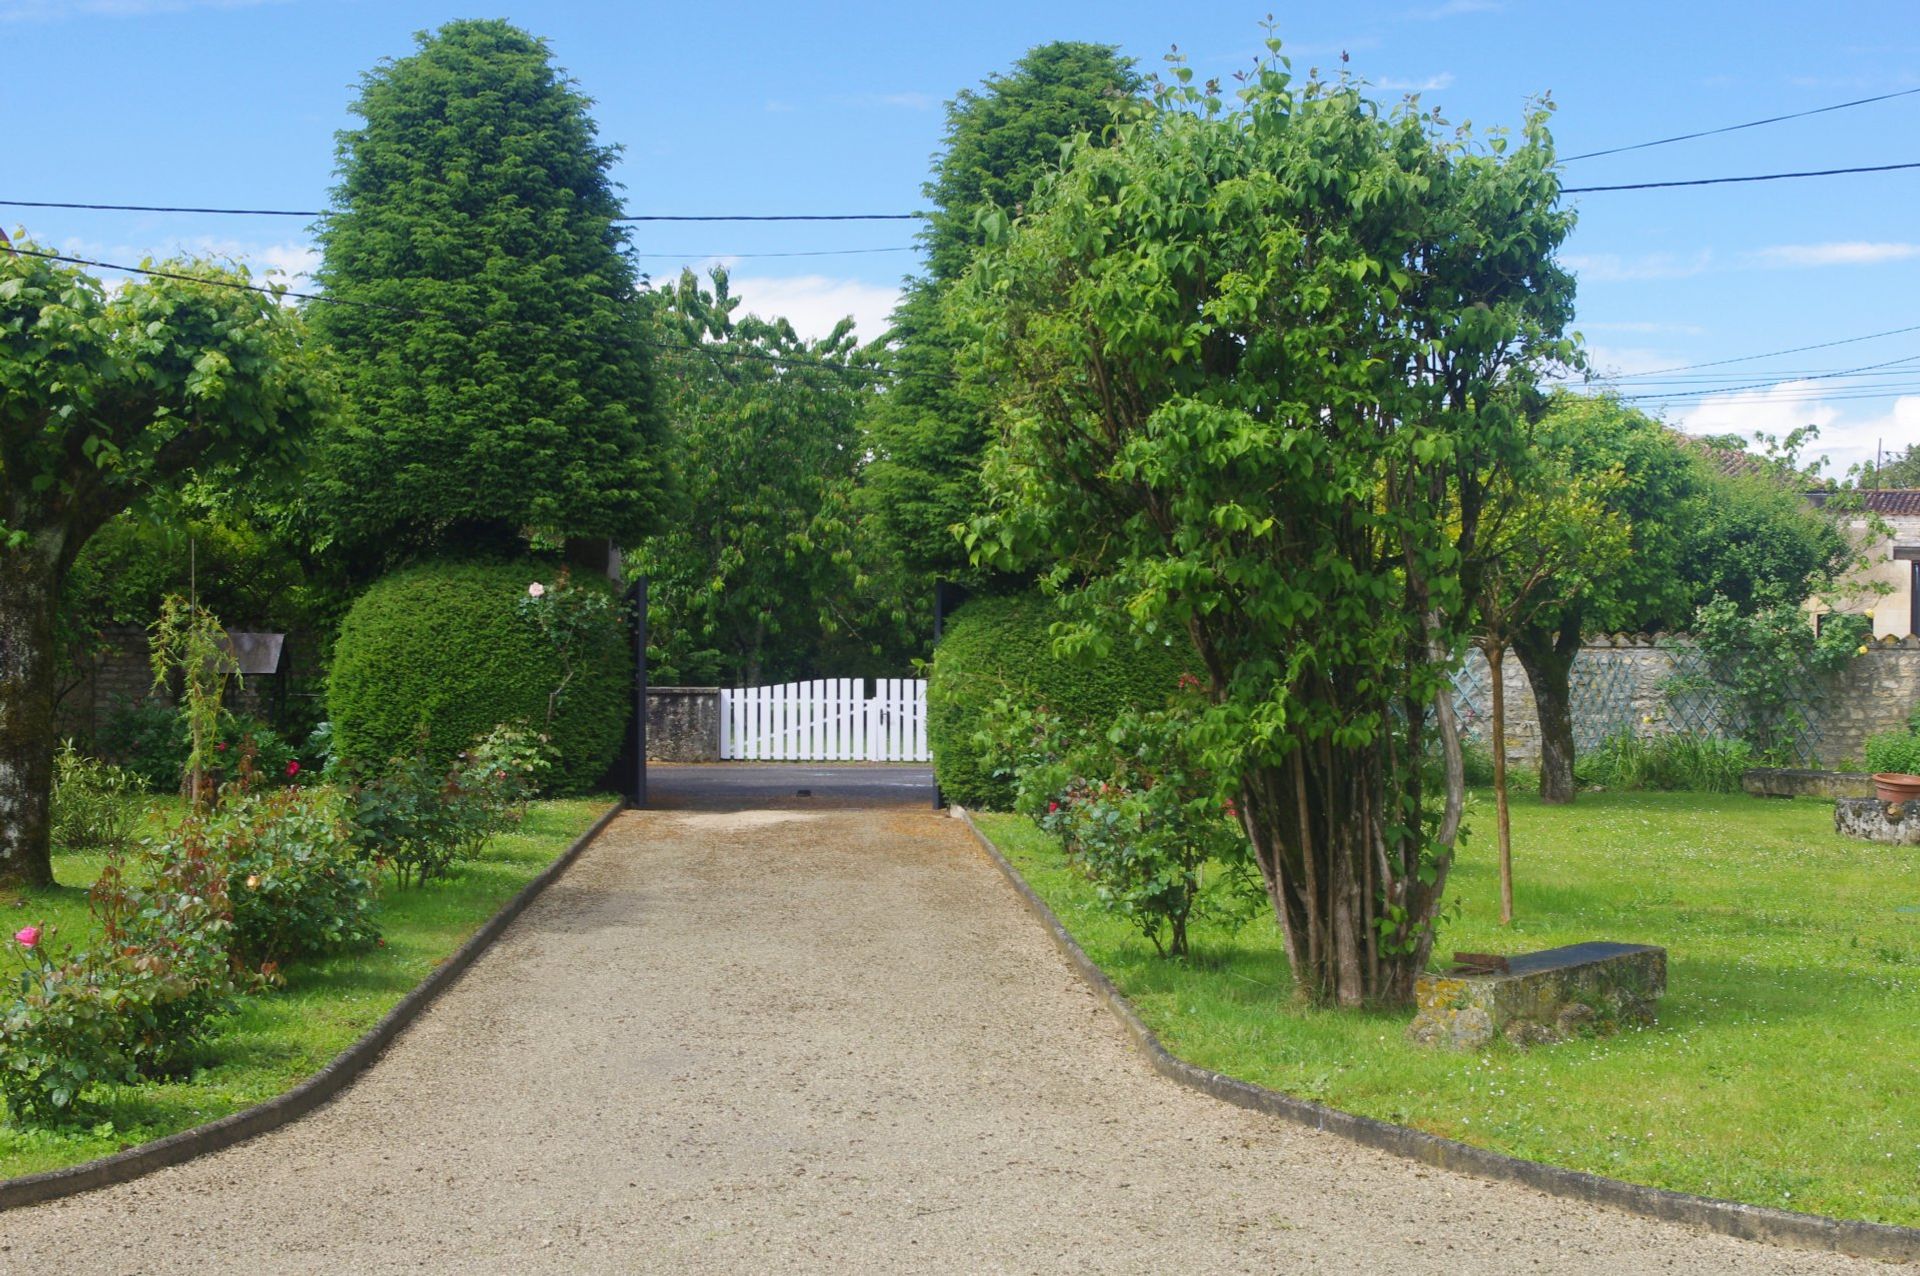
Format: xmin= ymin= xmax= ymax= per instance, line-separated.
xmin=927 ymin=592 xmax=1192 ymax=810
xmin=328 ymin=561 xmax=629 ymax=794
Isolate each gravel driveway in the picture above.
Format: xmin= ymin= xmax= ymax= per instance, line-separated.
xmin=0 ymin=809 xmax=1881 ymax=1273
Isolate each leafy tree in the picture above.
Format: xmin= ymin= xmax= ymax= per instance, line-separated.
xmin=1683 ymin=594 xmax=1870 ymax=763
xmin=0 ymin=245 xmax=329 ymax=887
xmin=1863 ymin=441 xmax=1920 ymax=488
xmin=310 ymin=19 xmax=668 ymax=566
xmin=1509 ymin=393 xmax=1855 ymax=801
xmin=859 ymin=42 xmax=1142 ymax=584
xmin=957 ymin=46 xmax=1577 ymax=1007
xmin=632 ymin=269 xmax=902 ymax=685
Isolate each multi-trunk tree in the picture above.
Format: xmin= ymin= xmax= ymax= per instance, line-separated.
xmin=958 ymin=48 xmax=1577 ymax=1007
xmin=0 ymin=247 xmax=330 ymax=887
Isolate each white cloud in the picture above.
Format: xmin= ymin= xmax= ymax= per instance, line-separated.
xmin=1674 ymin=381 xmax=1920 ymax=476
xmin=719 ymin=273 xmax=902 ymax=344
xmin=1561 ymin=250 xmax=1714 ymax=282
xmin=1749 ymin=242 xmax=1920 ymax=269
xmin=1377 ymin=72 xmax=1455 ymax=91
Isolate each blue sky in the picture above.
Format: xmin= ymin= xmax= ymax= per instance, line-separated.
xmin=5 ymin=0 xmax=1918 ymax=473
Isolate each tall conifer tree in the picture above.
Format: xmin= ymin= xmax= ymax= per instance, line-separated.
xmin=312 ymin=20 xmax=668 ymax=564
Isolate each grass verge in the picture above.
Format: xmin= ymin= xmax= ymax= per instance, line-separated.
xmin=0 ymin=796 xmax=613 ymax=1181
xmin=975 ymin=790 xmax=1920 ymax=1227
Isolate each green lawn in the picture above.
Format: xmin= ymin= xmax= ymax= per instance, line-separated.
xmin=0 ymin=796 xmax=614 ymax=1181
xmin=976 ymin=790 xmax=1920 ymax=1226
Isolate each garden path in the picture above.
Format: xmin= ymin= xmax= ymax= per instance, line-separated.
xmin=0 ymin=809 xmax=1875 ymax=1273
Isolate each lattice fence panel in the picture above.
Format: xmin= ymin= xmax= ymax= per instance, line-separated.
xmin=1569 ymin=649 xmax=1639 ymax=752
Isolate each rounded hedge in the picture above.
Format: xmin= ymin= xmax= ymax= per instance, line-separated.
xmin=328 ymin=560 xmax=630 ymax=795
xmin=927 ymin=592 xmax=1193 ymax=810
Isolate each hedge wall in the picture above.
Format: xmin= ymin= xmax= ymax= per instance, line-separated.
xmin=927 ymin=592 xmax=1192 ymax=810
xmin=328 ymin=560 xmax=630 ymax=794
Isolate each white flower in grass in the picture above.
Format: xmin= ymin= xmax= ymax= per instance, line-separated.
xmin=528 ymin=582 xmax=547 ymax=598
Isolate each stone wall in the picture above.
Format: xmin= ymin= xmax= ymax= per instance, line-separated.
xmin=1458 ymin=635 xmax=1920 ymax=770
xmin=57 ymin=625 xmax=304 ymax=741
xmin=646 ymin=687 xmax=721 ymax=762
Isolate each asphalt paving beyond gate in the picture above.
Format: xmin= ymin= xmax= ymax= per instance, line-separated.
xmin=0 ymin=808 xmax=1876 ymax=1274
xmin=644 ymin=761 xmax=934 ymax=811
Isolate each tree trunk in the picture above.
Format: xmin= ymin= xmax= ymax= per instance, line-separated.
xmin=1237 ymin=713 xmax=1457 ymax=1009
xmin=0 ymin=544 xmax=62 ymax=889
xmin=1484 ymin=639 xmax=1515 ymax=924
xmin=1514 ymin=622 xmax=1580 ymax=805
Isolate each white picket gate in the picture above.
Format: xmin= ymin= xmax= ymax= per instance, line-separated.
xmin=719 ymin=678 xmax=928 ymax=762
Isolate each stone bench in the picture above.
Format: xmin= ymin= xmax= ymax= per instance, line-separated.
xmin=1742 ymin=767 xmax=1873 ymax=800
xmin=1409 ymin=942 xmax=1667 ymax=1050
xmin=1835 ymin=797 xmax=1920 ymax=845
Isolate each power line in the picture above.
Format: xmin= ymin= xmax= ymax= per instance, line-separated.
xmin=6 ymin=245 xmax=921 ymax=385
xmin=1612 ymin=351 xmax=1920 ymax=402
xmin=634 ymin=246 xmax=915 ymax=259
xmin=1602 ymin=320 xmax=1920 ymax=378
xmin=1561 ymin=160 xmax=1920 ymax=193
xmin=0 ymin=198 xmax=925 ymax=221
xmin=1560 ymin=86 xmax=1920 ymax=163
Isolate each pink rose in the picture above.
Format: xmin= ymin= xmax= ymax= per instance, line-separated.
xmin=528 ymin=582 xmax=547 ymax=598
xmin=285 ymin=759 xmax=301 ymax=777
xmin=14 ymin=925 xmax=40 ymax=948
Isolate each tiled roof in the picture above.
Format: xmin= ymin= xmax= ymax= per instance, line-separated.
xmin=1802 ymin=489 xmax=1920 ymax=516
xmin=1852 ymin=490 xmax=1920 ymax=516
xmin=1675 ymin=433 xmax=1772 ymax=479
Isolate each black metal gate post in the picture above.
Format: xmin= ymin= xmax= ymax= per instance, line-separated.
xmin=625 ymin=576 xmax=649 ymax=808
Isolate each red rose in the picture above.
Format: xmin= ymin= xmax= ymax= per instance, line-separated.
xmin=285 ymin=760 xmax=301 ymax=777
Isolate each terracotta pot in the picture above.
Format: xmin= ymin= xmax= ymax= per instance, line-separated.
xmin=1871 ymin=772 xmax=1920 ymax=804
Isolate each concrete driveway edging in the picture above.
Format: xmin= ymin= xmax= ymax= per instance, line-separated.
xmin=954 ymin=807 xmax=1920 ymax=1265
xmin=0 ymin=799 xmax=628 ymax=1214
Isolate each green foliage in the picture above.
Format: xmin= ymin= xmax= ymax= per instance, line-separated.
xmin=217 ymin=787 xmax=379 ymax=969
xmin=87 ymin=827 xmax=243 ymax=1083
xmin=860 ymin=43 xmax=1143 ymax=583
xmin=0 ymin=244 xmax=331 ymax=889
xmin=954 ymin=38 xmax=1576 ymax=1004
xmin=310 ymin=19 xmax=668 ymax=562
xmin=347 ymin=724 xmax=552 ymax=888
xmin=927 ymin=593 xmax=1191 ymax=810
xmin=633 ymin=269 xmax=912 ymax=684
xmin=1574 ymin=731 xmax=1754 ymax=792
xmin=328 ymin=560 xmax=628 ymax=792
xmin=148 ymin=595 xmax=238 ymax=806
xmin=1016 ymin=709 xmax=1258 ymax=958
xmin=0 ymin=927 xmax=142 ymax=1123
xmin=1862 ymin=441 xmax=1920 ymax=488
xmin=1862 ymin=730 xmax=1920 ymax=776
xmin=1681 ymin=597 xmax=1870 ymax=763
xmin=49 ymin=743 xmax=139 ymax=855
xmin=95 ymin=700 xmax=187 ymax=794
xmin=95 ymin=703 xmax=303 ymax=796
